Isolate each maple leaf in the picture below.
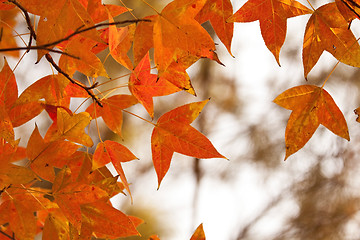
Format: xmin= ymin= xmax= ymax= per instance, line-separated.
xmin=303 ymin=2 xmax=360 ymax=78
xmin=58 ymin=35 xmax=108 ymax=78
xmin=0 ymin=8 xmax=19 ymax=57
xmin=13 ymin=74 xmax=69 ymax=105
xmin=190 ymin=223 xmax=206 ymax=240
xmin=27 ymin=125 xmax=80 ymax=181
xmin=195 ymin=0 xmax=234 ymax=55
xmin=52 ymin=167 xmax=109 ymax=230
xmin=93 ymin=140 xmax=137 ymax=199
xmin=9 ymin=102 xmax=44 ymax=127
xmin=159 ymin=56 xmax=197 ymax=95
xmin=0 ymin=58 xmax=17 ymax=111
xmin=46 ymin=108 xmax=93 ymax=147
xmin=42 ymin=210 xmax=70 ymax=240
xmin=0 ymin=198 xmax=37 ymax=239
xmin=86 ymin=94 xmax=138 ymax=137
xmin=0 ymin=139 xmax=36 ymax=188
xmin=335 ymin=0 xmax=360 ymax=23
xmin=354 ymin=106 xmax=360 ymax=122
xmin=108 ymin=13 xmax=135 ymax=70
xmin=17 ymin=0 xmax=100 ymax=61
xmin=80 ymin=201 xmax=140 ymax=238
xmin=148 ymin=235 xmax=161 ymax=240
xmin=80 ymin=0 xmax=129 ymax=23
xmin=227 ymin=0 xmax=312 ymax=65
xmin=0 ymin=104 xmax=14 ymax=144
xmin=133 ymin=15 xmax=156 ymax=66
xmin=151 ymin=99 xmax=226 ymax=187
xmin=0 ymin=185 xmax=56 ymax=240
xmin=129 ymin=52 xmax=180 ymax=118
xmin=6 ymin=70 xmax=57 ymax=128
xmin=274 ymin=85 xmax=350 ymax=160
xmin=153 ymin=0 xmax=220 ymax=75
xmin=0 ymin=58 xmax=17 ymax=143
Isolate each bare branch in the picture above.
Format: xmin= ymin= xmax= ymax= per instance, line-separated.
xmin=45 ymin=53 xmax=103 ymax=107
xmin=7 ymin=0 xmax=36 ymax=51
xmin=0 ymin=19 xmax=151 ymax=54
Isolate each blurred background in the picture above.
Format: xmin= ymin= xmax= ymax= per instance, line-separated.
xmin=6 ymin=0 xmax=360 ymax=239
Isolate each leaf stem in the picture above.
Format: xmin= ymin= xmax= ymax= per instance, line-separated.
xmin=306 ymin=0 xmax=315 ymax=11
xmin=321 ymin=61 xmax=339 ymax=89
xmin=123 ymin=109 xmax=156 ymax=126
xmin=141 ymin=0 xmax=161 ymax=15
xmin=118 ymin=0 xmax=138 ymax=19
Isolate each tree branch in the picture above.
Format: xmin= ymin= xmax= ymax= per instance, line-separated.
xmin=0 ymin=230 xmax=15 ymax=240
xmin=7 ymin=0 xmax=36 ymax=51
xmin=45 ymin=53 xmax=102 ymax=107
xmin=0 ymin=19 xmax=151 ymax=54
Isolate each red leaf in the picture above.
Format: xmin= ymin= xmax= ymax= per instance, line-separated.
xmin=129 ymin=52 xmax=180 ymax=118
xmin=151 ymin=100 xmax=226 ymax=187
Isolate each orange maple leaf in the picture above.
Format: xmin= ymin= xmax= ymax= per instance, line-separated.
xmin=274 ymin=85 xmax=349 ymax=160
xmin=58 ymin=35 xmax=108 ymax=78
xmin=0 ymin=139 xmax=35 ymax=188
xmin=80 ymin=0 xmax=129 ymax=23
xmin=0 ymin=58 xmax=17 ymax=111
xmin=14 ymin=74 xmax=69 ymax=105
xmin=27 ymin=125 xmax=80 ymax=181
xmin=151 ymin=99 xmax=226 ymax=187
xmin=190 ymin=223 xmax=206 ymax=240
xmin=86 ymin=94 xmax=138 ymax=137
xmin=153 ymin=0 xmax=220 ymax=75
xmin=42 ymin=210 xmax=70 ymax=240
xmin=0 ymin=198 xmax=37 ymax=239
xmin=108 ymin=13 xmax=135 ymax=70
xmin=17 ymin=0 xmax=100 ymax=61
xmin=129 ymin=52 xmax=180 ymax=118
xmin=303 ymin=2 xmax=360 ymax=78
xmin=93 ymin=140 xmax=137 ymax=200
xmin=227 ymin=0 xmax=312 ymax=65
xmin=0 ymin=8 xmax=19 ymax=57
xmin=80 ymin=201 xmax=140 ymax=238
xmin=195 ymin=0 xmax=234 ymax=55
xmin=0 ymin=58 xmax=17 ymax=143
xmin=335 ymin=0 xmax=360 ymax=23
xmin=133 ymin=15 xmax=156 ymax=66
xmin=52 ymin=167 xmax=109 ymax=230
xmin=45 ymin=108 xmax=93 ymax=147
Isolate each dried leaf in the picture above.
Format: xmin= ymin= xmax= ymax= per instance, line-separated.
xmin=274 ymin=85 xmax=349 ymax=159
xmin=303 ymin=2 xmax=360 ymax=78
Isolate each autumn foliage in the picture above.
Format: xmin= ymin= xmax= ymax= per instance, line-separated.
xmin=0 ymin=0 xmax=359 ymax=238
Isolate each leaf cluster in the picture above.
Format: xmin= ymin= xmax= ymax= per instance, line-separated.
xmin=0 ymin=0 xmax=360 ymax=238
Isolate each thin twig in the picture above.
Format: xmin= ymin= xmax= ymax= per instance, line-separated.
xmin=0 ymin=230 xmax=15 ymax=240
xmin=0 ymin=19 xmax=151 ymax=54
xmin=0 ymin=46 xmax=80 ymax=58
xmin=45 ymin=53 xmax=103 ymax=107
xmin=8 ymin=0 xmax=36 ymax=51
